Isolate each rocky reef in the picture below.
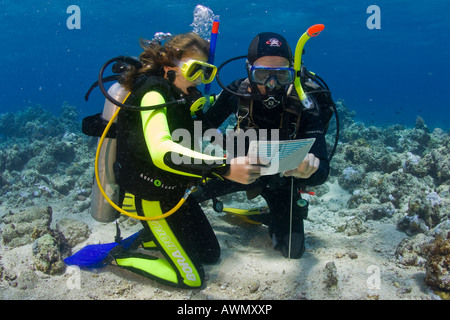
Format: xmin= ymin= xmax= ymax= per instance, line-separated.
xmin=325 ymin=100 xmax=450 ymax=294
xmin=425 ymin=234 xmax=450 ymax=293
xmin=0 ymin=100 xmax=449 ymax=298
xmin=0 ymin=104 xmax=95 ymax=209
xmin=0 ymin=104 xmax=94 ymax=278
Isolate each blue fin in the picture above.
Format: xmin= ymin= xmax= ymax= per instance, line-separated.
xmin=64 ymin=230 xmax=143 ymax=269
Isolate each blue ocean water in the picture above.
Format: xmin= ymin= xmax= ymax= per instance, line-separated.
xmin=1 ymin=0 xmax=449 ymax=129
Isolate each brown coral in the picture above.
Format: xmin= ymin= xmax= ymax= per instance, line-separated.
xmin=425 ymin=234 xmax=450 ymax=292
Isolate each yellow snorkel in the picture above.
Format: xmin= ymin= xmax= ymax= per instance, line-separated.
xmin=293 ymin=24 xmax=325 ymax=109
xmin=94 ymin=105 xmax=195 ymax=221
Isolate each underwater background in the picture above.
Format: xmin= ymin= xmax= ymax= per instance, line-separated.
xmin=1 ymin=1 xmax=450 ymax=300
xmin=0 ymin=0 xmax=449 ymax=129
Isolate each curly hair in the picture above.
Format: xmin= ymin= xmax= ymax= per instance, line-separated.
xmin=121 ymin=32 xmax=210 ymax=90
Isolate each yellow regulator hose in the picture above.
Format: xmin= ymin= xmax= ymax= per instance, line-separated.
xmin=94 ymin=103 xmax=193 ymax=221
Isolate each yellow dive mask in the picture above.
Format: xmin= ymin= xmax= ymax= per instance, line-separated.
xmin=175 ymin=59 xmax=217 ymax=84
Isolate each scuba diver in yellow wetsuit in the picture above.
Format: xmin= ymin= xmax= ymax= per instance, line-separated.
xmin=80 ymin=32 xmax=263 ymax=289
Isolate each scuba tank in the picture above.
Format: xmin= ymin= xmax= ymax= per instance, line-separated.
xmin=83 ymin=56 xmax=206 ymax=222
xmin=90 ymin=82 xmax=129 ymax=222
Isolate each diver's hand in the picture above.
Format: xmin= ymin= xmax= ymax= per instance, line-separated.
xmin=283 ymin=153 xmax=319 ymax=179
xmin=223 ymin=156 xmax=262 ymax=185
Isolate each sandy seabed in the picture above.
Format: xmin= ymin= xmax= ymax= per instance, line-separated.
xmin=0 ymin=179 xmax=438 ymax=302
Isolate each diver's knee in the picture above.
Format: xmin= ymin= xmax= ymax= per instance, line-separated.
xmin=199 ymin=245 xmax=221 ymax=264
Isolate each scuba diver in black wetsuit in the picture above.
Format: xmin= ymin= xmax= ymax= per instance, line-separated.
xmin=194 ymin=30 xmax=336 ymax=259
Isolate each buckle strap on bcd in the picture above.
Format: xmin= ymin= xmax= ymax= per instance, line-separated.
xmin=82 ymin=113 xmax=118 ymax=138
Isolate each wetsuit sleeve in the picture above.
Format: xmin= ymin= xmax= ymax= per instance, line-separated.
xmin=296 ymin=98 xmax=330 ymax=186
xmin=140 ymin=91 xmax=229 ymax=179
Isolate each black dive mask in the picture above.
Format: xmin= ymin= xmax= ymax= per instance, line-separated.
xmin=215 ymin=55 xmax=290 ymax=109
